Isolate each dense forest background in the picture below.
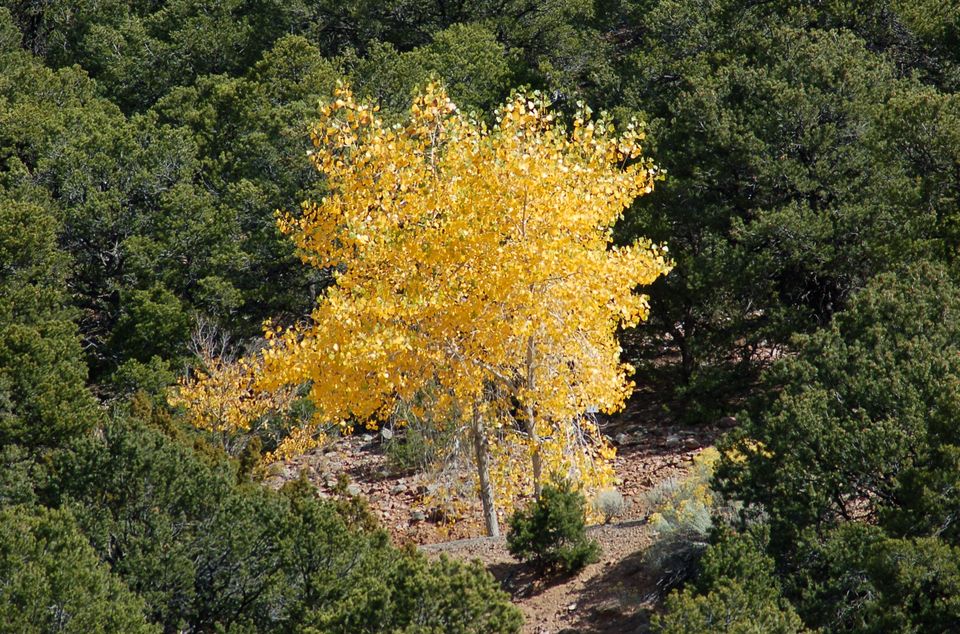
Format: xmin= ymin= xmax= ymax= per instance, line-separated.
xmin=4 ymin=0 xmax=960 ymax=631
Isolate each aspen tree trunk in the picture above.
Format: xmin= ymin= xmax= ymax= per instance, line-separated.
xmin=525 ymin=336 xmax=543 ymax=499
xmin=472 ymin=404 xmax=500 ymax=537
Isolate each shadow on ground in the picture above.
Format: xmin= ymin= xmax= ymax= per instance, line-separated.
xmin=485 ymin=546 xmax=666 ymax=634
xmin=567 ymin=549 xmax=659 ymax=634
xmin=488 ymin=560 xmax=574 ymax=600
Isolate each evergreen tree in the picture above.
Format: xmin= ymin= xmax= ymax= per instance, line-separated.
xmin=0 ymin=505 xmax=157 ymax=633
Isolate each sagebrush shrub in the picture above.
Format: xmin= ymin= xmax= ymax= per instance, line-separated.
xmin=593 ymin=488 xmax=627 ymax=523
xmin=641 ymin=448 xmax=723 ymax=597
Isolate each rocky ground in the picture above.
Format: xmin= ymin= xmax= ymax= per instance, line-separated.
xmin=266 ymin=387 xmax=728 ymax=633
xmin=422 ymin=520 xmax=658 ymax=633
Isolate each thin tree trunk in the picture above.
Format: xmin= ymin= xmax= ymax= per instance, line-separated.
xmin=472 ymin=405 xmax=500 ymax=537
xmin=676 ymin=321 xmax=695 ymax=385
xmin=525 ymin=336 xmax=543 ymax=498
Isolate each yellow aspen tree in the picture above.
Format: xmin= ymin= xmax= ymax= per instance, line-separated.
xmin=168 ymin=348 xmax=296 ymax=456
xmin=257 ymin=84 xmax=672 ymax=536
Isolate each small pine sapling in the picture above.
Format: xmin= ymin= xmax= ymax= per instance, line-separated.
xmin=507 ymin=481 xmax=600 ymax=575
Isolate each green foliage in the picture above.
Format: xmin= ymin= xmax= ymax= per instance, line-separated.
xmin=718 ymin=262 xmax=960 ymax=549
xmin=0 ymin=504 xmax=157 ymax=633
xmin=0 ymin=186 xmax=97 ymax=448
xmin=656 ymin=579 xmax=805 ymax=634
xmin=410 ymin=23 xmax=513 ymax=111
xmin=806 ymin=0 xmax=960 ymax=91
xmin=109 ymin=356 xmax=177 ymax=400
xmin=383 ymin=396 xmax=458 ymax=475
xmin=315 ymin=549 xmax=523 ymax=634
xmin=0 ymin=444 xmax=43 ymax=506
xmin=50 ymin=417 xmax=521 ymax=633
xmin=786 ymin=523 xmax=881 ymax=631
xmin=55 ymin=419 xmax=243 ymax=629
xmin=0 ymin=35 xmax=242 ymax=379
xmin=392 ymin=553 xmax=523 ymax=634
xmin=791 ymin=523 xmax=960 ymax=633
xmin=507 ymin=481 xmax=600 ymax=575
xmin=698 ymin=262 xmax=960 ymax=630
xmin=6 ymin=1 xmax=960 ymax=631
xmin=609 ymin=1 xmax=959 ymax=411
xmin=112 ymin=284 xmax=192 ymax=363
xmin=654 ymin=528 xmax=804 ymax=634
xmin=348 ymin=23 xmax=514 ymax=114
xmin=385 ymin=425 xmax=445 ymax=475
xmin=1 ymin=0 xmax=312 ymax=111
xmin=861 ymin=535 xmax=960 ymax=633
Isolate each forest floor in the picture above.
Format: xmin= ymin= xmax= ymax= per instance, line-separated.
xmin=267 ymin=384 xmax=726 ymax=633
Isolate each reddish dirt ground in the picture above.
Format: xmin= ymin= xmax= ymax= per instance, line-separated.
xmin=266 ymin=382 xmax=727 ymax=633
xmin=422 ymin=520 xmax=658 ymax=633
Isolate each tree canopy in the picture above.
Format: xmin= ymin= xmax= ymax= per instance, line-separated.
xmin=251 ymin=84 xmax=670 ymax=533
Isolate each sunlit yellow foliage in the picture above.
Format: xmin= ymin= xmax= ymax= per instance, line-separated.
xmin=723 ymin=438 xmax=774 ymax=464
xmin=487 ymin=415 xmax=618 ymax=519
xmin=169 ymin=353 xmax=294 ymax=441
xmin=259 ymin=83 xmax=671 ymax=520
xmin=261 ymin=424 xmax=328 ymax=465
xmin=168 ymin=358 xmax=292 ymax=434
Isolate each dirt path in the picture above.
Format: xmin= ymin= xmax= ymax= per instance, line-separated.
xmin=422 ymin=520 xmax=659 ymax=633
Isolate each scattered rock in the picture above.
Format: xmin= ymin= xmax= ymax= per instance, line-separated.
xmin=346 ymin=483 xmax=362 ymax=496
xmin=567 ymin=602 xmax=578 ymax=612
xmin=718 ymin=415 xmax=738 ymax=429
xmin=516 ymin=582 xmax=534 ymax=598
xmin=593 ymin=601 xmax=624 ymax=618
xmin=361 ymin=433 xmax=374 ymax=443
xmin=683 ymin=436 xmax=700 ymax=449
xmin=391 ymin=484 xmax=408 ymax=494
xmin=665 ymin=434 xmax=681 ymax=448
xmin=380 ymin=427 xmax=394 ymax=440
xmin=410 ymin=510 xmax=426 ymax=522
xmin=418 ymin=482 xmax=440 ymax=495
xmin=614 ymin=432 xmax=631 ymax=446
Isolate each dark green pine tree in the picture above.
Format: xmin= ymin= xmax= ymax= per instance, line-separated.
xmin=0 ymin=178 xmax=97 ymax=448
xmin=0 ymin=504 xmax=158 ymax=633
